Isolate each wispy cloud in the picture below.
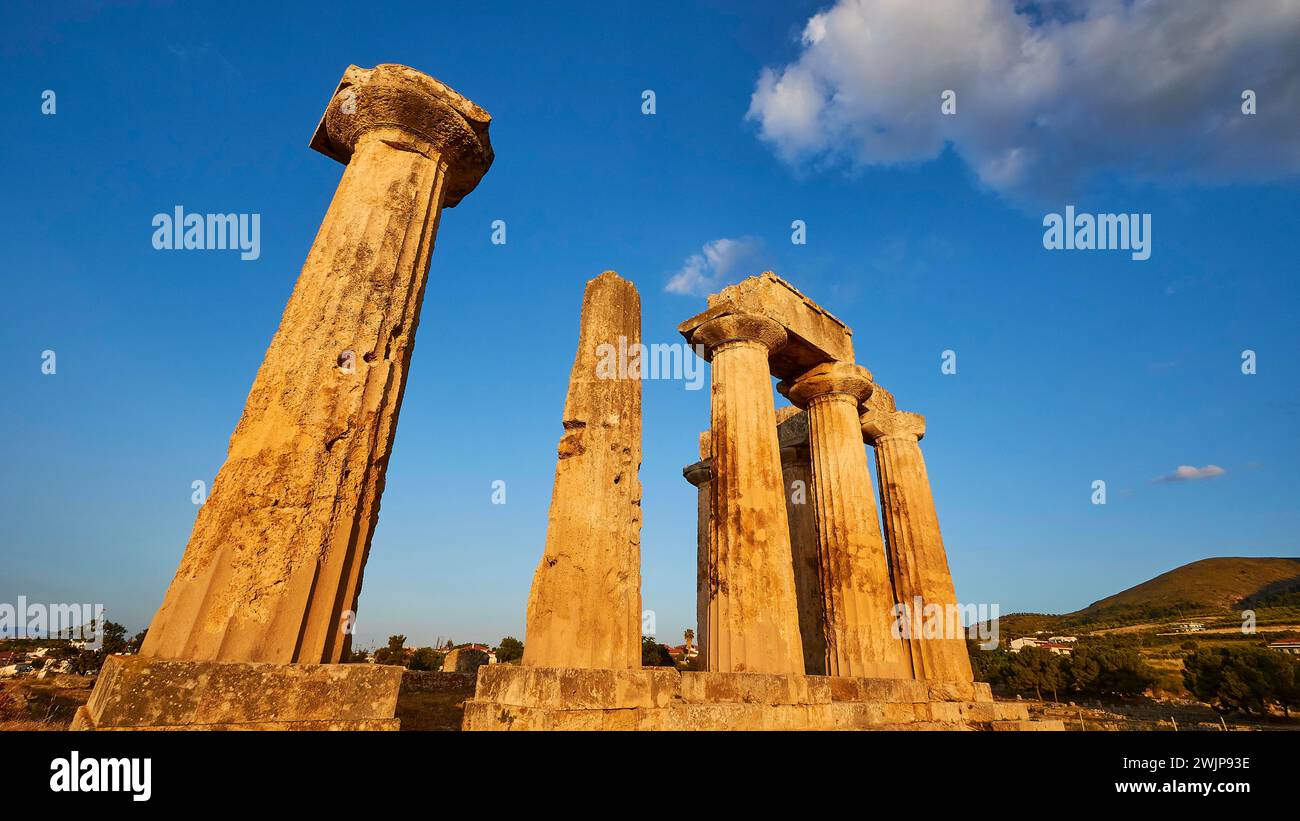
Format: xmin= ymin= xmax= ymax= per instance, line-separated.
xmin=1155 ymin=464 xmax=1226 ymax=483
xmin=665 ymin=237 xmax=766 ymax=296
xmin=746 ymin=0 xmax=1300 ymax=205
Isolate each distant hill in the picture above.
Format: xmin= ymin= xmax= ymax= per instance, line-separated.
xmin=1081 ymin=557 xmax=1300 ymax=616
xmin=996 ymin=557 xmax=1300 ymax=634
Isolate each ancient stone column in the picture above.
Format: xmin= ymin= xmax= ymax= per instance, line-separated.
xmin=862 ymin=396 xmax=974 ymax=683
xmin=782 ymin=362 xmax=909 ymax=678
xmin=682 ymin=450 xmax=711 ymax=665
xmin=780 ymin=435 xmax=826 ymax=676
xmin=140 ymin=64 xmax=493 ymax=664
xmin=523 ymin=272 xmax=642 ymax=670
xmin=687 ymin=314 xmax=805 ymax=675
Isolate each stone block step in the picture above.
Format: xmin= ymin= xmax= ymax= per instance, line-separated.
xmin=989 ymin=720 xmax=1067 ymax=731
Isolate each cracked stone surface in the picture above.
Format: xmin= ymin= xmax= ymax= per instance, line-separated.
xmin=139 ymin=64 xmax=492 ymax=665
xmin=523 ymin=272 xmax=643 ymax=670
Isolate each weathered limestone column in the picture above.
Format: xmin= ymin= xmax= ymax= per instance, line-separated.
xmin=780 ymin=434 xmax=826 ymax=676
xmin=682 ymin=445 xmax=711 ymax=665
xmin=687 ymin=314 xmax=805 ymax=675
xmin=782 ymin=362 xmax=909 ymax=678
xmin=140 ymin=64 xmax=493 ymax=664
xmin=862 ymin=396 xmax=974 ymax=683
xmin=523 ymin=272 xmax=642 ymax=670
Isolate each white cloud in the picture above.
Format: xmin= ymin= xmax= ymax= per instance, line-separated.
xmin=746 ymin=0 xmax=1300 ymax=203
xmin=665 ymin=236 xmax=766 ymax=296
xmin=1156 ymin=464 xmax=1226 ymax=483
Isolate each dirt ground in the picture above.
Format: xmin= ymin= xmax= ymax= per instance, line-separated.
xmin=1023 ymin=696 xmax=1300 ymax=731
xmin=0 ymin=675 xmax=94 ymax=730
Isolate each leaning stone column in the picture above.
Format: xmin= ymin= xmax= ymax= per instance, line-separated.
xmin=862 ymin=398 xmax=974 ymax=684
xmin=688 ymin=315 xmax=805 ymax=675
xmin=523 ymin=272 xmax=642 ymax=670
xmin=140 ymin=64 xmax=493 ymax=664
xmin=782 ymin=363 xmax=909 ymax=678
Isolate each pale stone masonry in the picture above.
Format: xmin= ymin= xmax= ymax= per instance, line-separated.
xmin=782 ymin=363 xmax=910 ymax=678
xmin=79 ymin=64 xmax=494 ymax=732
xmin=464 ymin=271 xmax=1057 ymax=728
xmin=775 ymin=408 xmax=826 ymax=675
xmin=684 ymin=409 xmax=827 ymax=674
xmin=523 ymin=272 xmax=643 ymax=670
xmin=682 ymin=447 xmax=712 ymax=665
xmin=686 ymin=313 xmax=806 ymax=674
xmin=460 ymin=666 xmax=1046 ymax=731
xmin=75 ymin=61 xmax=1038 ymax=728
xmin=862 ymin=388 xmax=974 ymax=684
xmin=140 ymin=64 xmax=494 ymax=666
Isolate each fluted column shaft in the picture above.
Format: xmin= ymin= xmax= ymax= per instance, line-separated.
xmin=869 ymin=424 xmax=974 ymax=683
xmin=683 ymin=460 xmax=711 ymax=664
xmin=781 ymin=444 xmax=826 ymax=675
xmin=140 ymin=65 xmax=493 ymax=665
xmin=692 ymin=315 xmax=804 ymax=674
xmin=785 ymin=363 xmax=909 ymax=678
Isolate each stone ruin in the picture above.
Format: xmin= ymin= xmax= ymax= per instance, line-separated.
xmin=460 ymin=271 xmax=1060 ymax=730
xmin=73 ymin=63 xmax=1061 ymax=731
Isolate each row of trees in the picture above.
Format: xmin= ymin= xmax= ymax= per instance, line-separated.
xmin=1183 ymin=646 xmax=1300 ymax=716
xmin=970 ymin=642 xmax=1157 ymax=700
xmin=28 ymin=621 xmax=148 ymax=675
xmin=641 ymin=636 xmax=676 ymax=667
xmin=359 ymin=635 xmax=524 ymax=669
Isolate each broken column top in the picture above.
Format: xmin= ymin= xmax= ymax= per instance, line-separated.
xmin=310 ymin=63 xmax=494 ymax=207
xmin=677 ymin=272 xmax=854 ymax=380
xmin=860 ymin=385 xmax=926 ymax=442
xmin=863 ymin=384 xmax=896 ymax=414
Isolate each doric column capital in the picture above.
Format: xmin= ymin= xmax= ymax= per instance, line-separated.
xmin=862 ymin=409 xmax=926 ymax=444
xmin=311 ymin=64 xmax=495 ymax=207
xmin=688 ymin=313 xmax=787 ymax=359
xmin=683 ymin=460 xmax=712 ymax=487
xmin=779 ymin=361 xmax=874 ymax=409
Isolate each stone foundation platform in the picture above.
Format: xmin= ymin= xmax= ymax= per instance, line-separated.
xmin=461 ymin=666 xmax=1064 ymax=731
xmin=71 ymin=655 xmax=403 ymax=730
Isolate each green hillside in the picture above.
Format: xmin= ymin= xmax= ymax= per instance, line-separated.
xmin=1081 ymin=557 xmax=1300 ymax=616
xmin=996 ymin=557 xmax=1300 ymax=634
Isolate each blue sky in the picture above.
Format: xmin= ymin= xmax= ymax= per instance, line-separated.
xmin=3 ymin=0 xmax=1298 ymax=650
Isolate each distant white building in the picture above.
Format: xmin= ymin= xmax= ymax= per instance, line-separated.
xmin=0 ymin=663 xmax=34 ymax=678
xmin=35 ymin=659 xmax=71 ymax=679
xmin=1171 ymin=622 xmax=1205 ymax=633
xmin=1008 ymin=637 xmax=1073 ymax=656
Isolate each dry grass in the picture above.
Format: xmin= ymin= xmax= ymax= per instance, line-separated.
xmin=395 ymin=690 xmax=473 ymax=731
xmin=0 ymin=675 xmax=94 ymax=730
